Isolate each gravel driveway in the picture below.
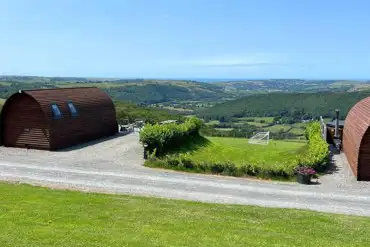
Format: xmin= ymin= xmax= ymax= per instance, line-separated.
xmin=1 ymin=133 xmax=370 ymax=217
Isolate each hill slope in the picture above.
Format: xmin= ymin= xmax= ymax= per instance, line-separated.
xmin=197 ymin=91 xmax=370 ymax=121
xmin=1 ymin=76 xmax=370 ymax=105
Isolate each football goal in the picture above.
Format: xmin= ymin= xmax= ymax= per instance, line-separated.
xmin=248 ymin=131 xmax=270 ymax=145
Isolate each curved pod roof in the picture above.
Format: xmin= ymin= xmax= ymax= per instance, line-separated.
xmin=1 ymin=87 xmax=118 ymax=150
xmin=343 ymin=96 xmax=370 ymax=180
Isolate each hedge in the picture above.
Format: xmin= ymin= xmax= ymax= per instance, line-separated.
xmin=139 ymin=117 xmax=203 ymax=155
xmin=300 ymin=121 xmax=330 ymax=171
xmin=144 ymin=120 xmax=329 ymax=180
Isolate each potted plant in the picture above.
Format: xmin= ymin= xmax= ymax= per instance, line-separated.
xmin=295 ymin=166 xmax=316 ymax=184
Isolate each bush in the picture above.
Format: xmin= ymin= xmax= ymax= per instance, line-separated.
xmin=300 ymin=121 xmax=329 ymax=171
xmin=145 ymin=153 xmax=295 ymax=180
xmin=139 ymin=117 xmax=203 ymax=155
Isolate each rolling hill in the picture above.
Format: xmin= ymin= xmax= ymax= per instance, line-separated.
xmin=1 ymin=76 xmax=370 ymax=106
xmin=196 ymin=91 xmax=370 ymax=121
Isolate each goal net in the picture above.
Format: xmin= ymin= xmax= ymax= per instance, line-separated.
xmin=248 ymin=131 xmax=270 ymax=145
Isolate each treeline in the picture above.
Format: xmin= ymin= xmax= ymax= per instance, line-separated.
xmin=0 ymin=80 xmax=226 ymax=105
xmin=114 ymin=101 xmax=184 ymax=125
xmin=105 ymin=83 xmax=225 ymax=105
xmin=197 ymin=91 xmax=370 ymax=121
xmin=200 ymin=124 xmax=302 ymax=140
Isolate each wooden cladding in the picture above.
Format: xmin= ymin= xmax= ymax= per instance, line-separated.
xmin=1 ymin=87 xmax=118 ymax=151
xmin=343 ymin=96 xmax=370 ymax=181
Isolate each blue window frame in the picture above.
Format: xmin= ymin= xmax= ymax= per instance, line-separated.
xmin=67 ymin=101 xmax=78 ymax=117
xmin=51 ymin=104 xmax=62 ymax=120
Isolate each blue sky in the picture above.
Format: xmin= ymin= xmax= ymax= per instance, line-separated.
xmin=1 ymin=0 xmax=370 ymax=79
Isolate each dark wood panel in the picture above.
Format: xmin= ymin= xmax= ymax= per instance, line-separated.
xmin=343 ymin=96 xmax=370 ymax=180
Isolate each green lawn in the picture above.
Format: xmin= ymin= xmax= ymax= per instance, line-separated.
xmin=176 ymin=137 xmax=306 ymax=166
xmin=1 ymin=183 xmax=370 ymax=247
xmin=0 ymin=98 xmax=5 ymax=105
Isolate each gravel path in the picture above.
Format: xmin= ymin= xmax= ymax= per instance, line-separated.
xmin=1 ymin=133 xmax=370 ymax=217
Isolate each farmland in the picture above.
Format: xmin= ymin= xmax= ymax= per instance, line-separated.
xmin=1 ymin=183 xmax=370 ymax=247
xmin=204 ymin=116 xmax=307 ymax=140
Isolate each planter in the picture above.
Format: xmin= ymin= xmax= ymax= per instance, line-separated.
xmin=296 ymin=173 xmax=311 ymax=184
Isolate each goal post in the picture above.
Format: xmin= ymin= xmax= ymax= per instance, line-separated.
xmin=248 ymin=131 xmax=270 ymax=145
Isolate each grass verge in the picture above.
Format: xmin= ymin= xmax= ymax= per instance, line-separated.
xmin=1 ymin=182 xmax=370 ymax=247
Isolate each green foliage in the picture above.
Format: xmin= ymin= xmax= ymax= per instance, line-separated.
xmin=139 ymin=117 xmax=203 ymax=155
xmin=300 ymin=121 xmax=330 ymax=171
xmin=146 ymin=154 xmax=297 ymax=179
xmin=114 ymin=101 xmax=184 ymax=124
xmin=197 ymin=91 xmax=370 ymax=121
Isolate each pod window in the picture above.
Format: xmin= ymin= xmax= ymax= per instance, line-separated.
xmin=68 ymin=101 xmax=78 ymax=117
xmin=51 ymin=104 xmax=62 ymax=120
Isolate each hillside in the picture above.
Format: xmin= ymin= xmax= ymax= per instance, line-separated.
xmin=197 ymin=91 xmax=370 ymax=121
xmin=1 ymin=76 xmax=370 ymax=105
xmin=0 ymin=77 xmax=229 ymax=105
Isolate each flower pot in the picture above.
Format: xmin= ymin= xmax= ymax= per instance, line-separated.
xmin=296 ymin=173 xmax=311 ymax=184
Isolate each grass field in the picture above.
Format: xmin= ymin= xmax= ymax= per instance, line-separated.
xmin=56 ymin=82 xmax=126 ymax=88
xmin=1 ymin=183 xmax=370 ymax=247
xmin=173 ymin=137 xmax=306 ymax=166
xmin=206 ymin=120 xmax=220 ymax=125
xmin=214 ymin=128 xmax=234 ymax=131
xmin=0 ymin=82 xmax=12 ymax=86
xmin=0 ymin=98 xmax=5 ymax=105
xmin=263 ymin=124 xmax=292 ymax=132
xmin=288 ymin=127 xmax=305 ymax=135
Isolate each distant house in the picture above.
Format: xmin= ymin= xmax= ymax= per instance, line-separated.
xmin=0 ymin=87 xmax=118 ymax=150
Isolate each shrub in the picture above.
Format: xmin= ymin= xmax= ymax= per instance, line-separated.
xmin=139 ymin=117 xmax=203 ymax=155
xmin=300 ymin=121 xmax=329 ymax=171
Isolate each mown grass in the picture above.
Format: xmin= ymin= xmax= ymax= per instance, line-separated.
xmin=1 ymin=182 xmax=370 ymax=247
xmin=171 ymin=136 xmax=306 ymax=167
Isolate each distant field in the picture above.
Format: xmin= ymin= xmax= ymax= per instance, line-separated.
xmin=56 ymin=82 xmax=126 ymax=88
xmin=0 ymin=82 xmax=12 ymax=86
xmin=263 ymin=124 xmax=291 ymax=132
xmin=244 ymin=121 xmax=268 ymax=127
xmin=0 ymin=98 xmax=6 ymax=105
xmin=214 ymin=128 xmax=234 ymax=131
xmin=288 ymin=127 xmax=305 ymax=135
xmin=291 ymin=122 xmax=307 ymax=128
xmin=173 ymin=137 xmax=306 ymax=167
xmin=162 ymin=106 xmax=193 ymax=112
xmin=237 ymin=117 xmax=274 ymax=123
xmin=206 ymin=120 xmax=220 ymax=125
